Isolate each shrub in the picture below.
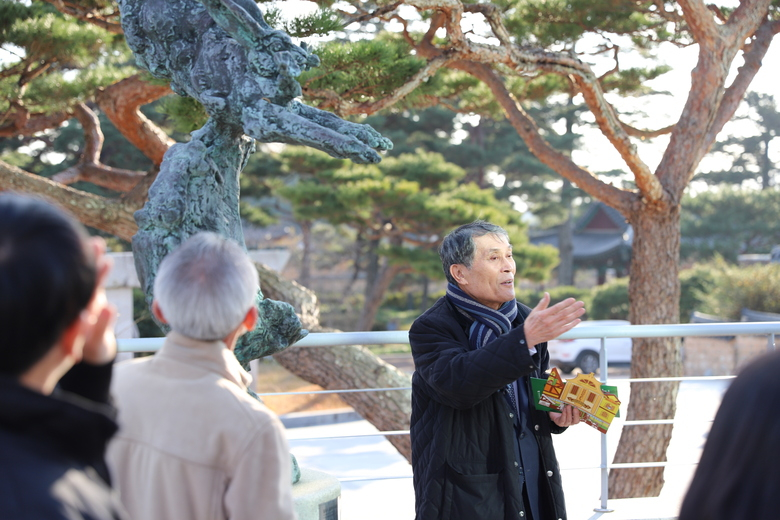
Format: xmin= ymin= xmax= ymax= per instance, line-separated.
xmin=699 ymin=261 xmax=780 ymax=320
xmin=589 ymin=278 xmax=629 ymax=320
xmin=679 ymin=264 xmax=719 ymax=322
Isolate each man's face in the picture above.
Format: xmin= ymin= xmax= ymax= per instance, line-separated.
xmin=452 ymin=233 xmax=516 ymax=310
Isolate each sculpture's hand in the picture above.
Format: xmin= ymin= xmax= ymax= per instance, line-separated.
xmin=242 ymin=102 xmax=393 ymax=165
xmin=290 ymin=102 xmax=393 ymax=162
xmin=339 ymin=122 xmax=394 ymax=153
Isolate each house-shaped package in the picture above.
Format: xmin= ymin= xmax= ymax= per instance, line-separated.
xmin=537 ymin=367 xmax=621 ymax=433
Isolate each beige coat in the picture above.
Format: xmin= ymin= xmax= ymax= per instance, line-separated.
xmin=107 ymin=332 xmax=296 ymax=520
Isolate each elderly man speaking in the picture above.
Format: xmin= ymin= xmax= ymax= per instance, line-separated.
xmin=410 ymin=220 xmax=585 ymax=520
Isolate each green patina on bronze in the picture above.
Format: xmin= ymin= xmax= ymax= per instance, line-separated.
xmin=119 ymin=0 xmax=392 ymax=485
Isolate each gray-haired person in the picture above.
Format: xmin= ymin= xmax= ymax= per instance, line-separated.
xmin=410 ymin=220 xmax=585 ymax=520
xmin=107 ymin=232 xmax=296 ymax=520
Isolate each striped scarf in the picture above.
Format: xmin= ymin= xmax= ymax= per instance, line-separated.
xmin=445 ymin=282 xmax=518 ymax=350
xmin=446 ymin=282 xmax=526 ymax=416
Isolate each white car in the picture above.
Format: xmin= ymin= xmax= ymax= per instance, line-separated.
xmin=547 ymin=320 xmax=632 ymax=374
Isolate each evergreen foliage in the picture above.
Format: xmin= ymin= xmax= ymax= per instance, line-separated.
xmin=0 ymin=0 xmax=133 ymax=115
xmin=589 ymin=277 xmax=630 ymax=320
xmin=694 ymin=93 xmax=779 ymax=190
xmin=698 ymin=260 xmax=780 ymax=320
xmin=680 ymin=187 xmax=780 ymax=262
xmin=276 ymin=145 xmax=559 ymax=282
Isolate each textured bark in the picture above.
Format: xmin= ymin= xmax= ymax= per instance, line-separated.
xmin=257 ymin=264 xmax=413 ymax=462
xmin=0 ymin=159 xmax=142 ymax=241
xmin=0 ymin=108 xmax=71 ymax=138
xmin=608 ymin=204 xmax=683 ymax=497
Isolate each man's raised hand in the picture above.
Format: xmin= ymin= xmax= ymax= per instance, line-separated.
xmin=523 ymin=292 xmax=585 ymax=348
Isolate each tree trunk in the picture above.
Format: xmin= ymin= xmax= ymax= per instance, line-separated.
xmin=608 ymin=204 xmax=682 ymax=498
xmin=358 ymin=261 xmax=405 ymax=332
xmin=299 ymin=220 xmax=312 ymax=287
xmin=364 ymin=236 xmax=380 ymax=304
xmin=256 ymin=264 xmax=413 ymax=462
xmin=0 ymin=159 xmax=142 ymax=242
xmin=557 ymin=205 xmax=574 ymax=286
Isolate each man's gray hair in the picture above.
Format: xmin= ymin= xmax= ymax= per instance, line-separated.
xmin=154 ymin=232 xmax=259 ymax=341
xmin=439 ymin=220 xmax=510 ymax=285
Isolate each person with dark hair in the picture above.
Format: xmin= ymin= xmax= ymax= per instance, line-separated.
xmin=678 ymin=349 xmax=780 ymax=520
xmin=410 ymin=220 xmax=585 ymax=520
xmin=107 ymin=232 xmax=295 ymax=520
xmin=0 ymin=193 xmax=127 ymax=519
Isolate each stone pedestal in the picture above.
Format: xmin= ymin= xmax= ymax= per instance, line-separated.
xmin=293 ymin=468 xmax=341 ymax=520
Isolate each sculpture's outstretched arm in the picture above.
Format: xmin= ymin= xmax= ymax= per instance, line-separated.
xmin=241 ymin=101 xmax=389 ymax=164
xmin=291 ymin=102 xmax=393 ymax=153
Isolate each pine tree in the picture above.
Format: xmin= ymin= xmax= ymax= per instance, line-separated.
xmin=290 ymin=0 xmax=780 ymax=497
xmin=276 ymin=145 xmax=558 ymax=330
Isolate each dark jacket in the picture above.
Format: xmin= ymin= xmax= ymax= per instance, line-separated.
xmin=410 ymin=297 xmax=567 ymax=520
xmin=0 ymin=363 xmax=128 ymax=520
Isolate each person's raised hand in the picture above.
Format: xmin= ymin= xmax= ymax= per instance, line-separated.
xmin=523 ymin=292 xmax=585 ymax=348
xmin=79 ymin=237 xmax=118 ymax=365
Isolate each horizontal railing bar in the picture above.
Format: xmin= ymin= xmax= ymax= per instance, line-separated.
xmin=117 ymin=322 xmax=780 ymax=352
xmin=289 ymin=430 xmax=410 ymax=442
xmin=608 ymin=461 xmax=698 ymax=469
xmin=256 ymin=387 xmax=411 ymax=397
xmin=612 ymin=375 xmax=735 ymax=383
xmin=337 ymin=475 xmax=413 ymax=482
xmin=622 ymin=419 xmax=714 ymax=426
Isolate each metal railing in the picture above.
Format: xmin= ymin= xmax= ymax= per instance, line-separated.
xmin=118 ymin=321 xmax=780 ymax=514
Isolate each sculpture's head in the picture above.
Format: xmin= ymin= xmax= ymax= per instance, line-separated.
xmin=263 ymin=30 xmax=320 ymax=79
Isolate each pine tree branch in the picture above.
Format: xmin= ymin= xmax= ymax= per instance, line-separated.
xmin=658 ymin=0 xmax=774 ymax=199
xmin=677 ymin=0 xmax=721 ymax=47
xmin=650 ymin=0 xmax=684 ymax=23
xmin=51 ymin=103 xmax=147 ymax=192
xmin=0 ymin=105 xmax=71 ymax=138
xmin=724 ymin=0 xmax=774 ymax=45
xmin=338 ymin=2 xmax=404 ymax=25
xmin=620 ymin=122 xmax=675 ymax=139
xmin=0 ymin=159 xmax=140 ymax=241
xmin=699 ymin=18 xmax=778 ymax=181
xmin=95 ymin=75 xmax=175 ymax=166
xmin=456 ymin=60 xmax=634 ymax=216
xmin=303 ymin=54 xmax=452 ymax=117
xmin=44 ymin=0 xmax=124 ymax=34
xmin=406 ymin=1 xmax=663 ymax=203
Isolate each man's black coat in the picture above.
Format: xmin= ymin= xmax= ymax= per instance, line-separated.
xmin=0 ymin=363 xmax=127 ymax=520
xmin=410 ymin=297 xmax=567 ymax=520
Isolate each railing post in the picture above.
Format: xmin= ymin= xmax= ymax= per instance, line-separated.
xmin=594 ymin=336 xmax=614 ymax=513
xmin=769 ymin=333 xmax=776 ymax=351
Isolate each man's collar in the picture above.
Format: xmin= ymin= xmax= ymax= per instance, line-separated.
xmin=161 ymin=331 xmax=253 ymax=390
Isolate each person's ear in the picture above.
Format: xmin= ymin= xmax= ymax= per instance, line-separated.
xmin=60 ymin=314 xmax=86 ymax=363
xmin=242 ymin=306 xmax=258 ymax=332
xmin=152 ymin=300 xmax=168 ymax=324
xmin=450 ymin=264 xmax=468 ymax=285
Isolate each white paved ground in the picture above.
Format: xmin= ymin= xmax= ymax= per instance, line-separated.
xmin=286 ymin=377 xmax=730 ymax=520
